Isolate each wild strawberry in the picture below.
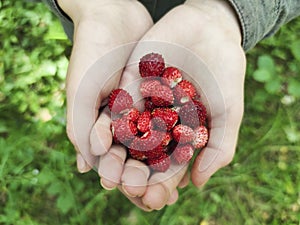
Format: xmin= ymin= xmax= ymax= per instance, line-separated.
xmin=173 ymin=144 xmax=195 ymax=164
xmin=108 ymin=89 xmax=133 ymax=114
xmin=193 ymin=100 xmax=207 ymax=125
xmin=173 ymin=85 xmax=191 ymax=105
xmin=172 ymin=124 xmax=194 ymax=144
xmin=193 ymin=125 xmax=208 ymax=149
xmin=174 ymin=80 xmax=197 ymax=104
xmin=151 ymin=84 xmax=174 ymax=107
xmin=139 ymin=53 xmax=165 ymax=77
xmin=129 ymin=130 xmax=164 ymax=152
xmin=144 ymin=99 xmax=155 ymax=111
xmin=125 ymin=108 xmax=140 ymax=123
xmin=161 ymin=67 xmax=183 ymax=88
xmin=111 ymin=117 xmax=137 ymax=144
xmin=161 ymin=132 xmax=173 ymax=147
xmin=140 ymin=79 xmax=161 ymax=98
xmin=152 ymin=108 xmax=178 ymax=131
xmin=137 ymin=111 xmax=152 ymax=133
xmin=146 ymin=153 xmax=171 ymax=172
xmin=179 ymin=100 xmax=207 ymax=128
xmin=128 ymin=148 xmax=147 ymax=161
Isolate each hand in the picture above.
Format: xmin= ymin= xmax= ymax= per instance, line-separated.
xmin=111 ymin=0 xmax=246 ymax=210
xmin=56 ymin=0 xmax=153 ymax=172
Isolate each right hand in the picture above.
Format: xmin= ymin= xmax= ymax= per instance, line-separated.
xmin=56 ymin=0 xmax=153 ymax=172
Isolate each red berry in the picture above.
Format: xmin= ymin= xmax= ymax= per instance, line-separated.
xmin=151 ymin=84 xmax=174 ymax=107
xmin=172 ymin=124 xmax=194 ymax=144
xmin=193 ymin=100 xmax=207 ymax=125
xmin=174 ymin=80 xmax=197 ymax=104
xmin=125 ymin=108 xmax=140 ymax=123
xmin=139 ymin=53 xmax=165 ymax=77
xmin=111 ymin=117 xmax=137 ymax=144
xmin=140 ymin=79 xmax=161 ymax=98
xmin=179 ymin=100 xmax=207 ymax=128
xmin=161 ymin=67 xmax=183 ymax=88
xmin=144 ymin=99 xmax=155 ymax=111
xmin=137 ymin=111 xmax=152 ymax=133
xmin=146 ymin=153 xmax=171 ymax=172
xmin=173 ymin=144 xmax=195 ymax=164
xmin=161 ymin=132 xmax=173 ymax=147
xmin=193 ymin=125 xmax=208 ymax=149
xmin=128 ymin=148 xmax=148 ymax=160
xmin=152 ymin=107 xmax=178 ymax=131
xmin=108 ymin=89 xmax=133 ymax=114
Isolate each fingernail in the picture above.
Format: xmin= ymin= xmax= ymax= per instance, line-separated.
xmin=100 ymin=179 xmax=115 ymax=191
xmin=121 ymin=183 xmax=137 ymax=198
xmin=77 ymin=154 xmax=87 ymax=173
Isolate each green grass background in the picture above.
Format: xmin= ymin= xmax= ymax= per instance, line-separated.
xmin=1 ymin=1 xmax=300 ymax=225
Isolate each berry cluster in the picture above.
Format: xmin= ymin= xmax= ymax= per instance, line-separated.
xmin=108 ymin=53 xmax=209 ymax=172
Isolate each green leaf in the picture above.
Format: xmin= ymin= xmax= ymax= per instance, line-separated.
xmin=253 ymin=69 xmax=272 ymax=83
xmin=56 ymin=191 xmax=74 ymax=214
xmin=288 ymin=79 xmax=300 ymax=97
xmin=265 ymin=78 xmax=281 ymax=94
xmin=290 ymin=40 xmax=300 ymax=60
xmin=257 ymin=55 xmax=275 ymax=74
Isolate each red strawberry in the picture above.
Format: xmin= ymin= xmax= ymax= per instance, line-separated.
xmin=129 ymin=130 xmax=164 ymax=152
xmin=173 ymin=80 xmax=197 ymax=105
xmin=125 ymin=108 xmax=140 ymax=123
xmin=128 ymin=148 xmax=148 ymax=161
xmin=193 ymin=100 xmax=207 ymax=125
xmin=173 ymin=85 xmax=191 ymax=105
xmin=173 ymin=144 xmax=195 ymax=164
xmin=144 ymin=99 xmax=155 ymax=112
xmin=161 ymin=132 xmax=173 ymax=147
xmin=172 ymin=124 xmax=194 ymax=144
xmin=139 ymin=53 xmax=165 ymax=77
xmin=137 ymin=111 xmax=152 ymax=133
xmin=111 ymin=117 xmax=137 ymax=144
xmin=146 ymin=153 xmax=171 ymax=172
xmin=108 ymin=89 xmax=133 ymax=114
xmin=151 ymin=84 xmax=174 ymax=107
xmin=140 ymin=79 xmax=161 ymax=98
xmin=161 ymin=67 xmax=183 ymax=88
xmin=179 ymin=100 xmax=207 ymax=128
xmin=152 ymin=108 xmax=178 ymax=131
xmin=193 ymin=125 xmax=208 ymax=149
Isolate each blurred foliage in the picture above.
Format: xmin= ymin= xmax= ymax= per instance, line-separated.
xmin=0 ymin=1 xmax=300 ymax=225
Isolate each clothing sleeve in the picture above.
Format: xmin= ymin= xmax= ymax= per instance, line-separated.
xmin=43 ymin=0 xmax=300 ymax=52
xmin=226 ymin=0 xmax=300 ymax=51
xmin=42 ymin=0 xmax=74 ymax=41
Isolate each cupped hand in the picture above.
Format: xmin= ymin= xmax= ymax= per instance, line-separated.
xmin=110 ymin=0 xmax=246 ymax=211
xmin=56 ymin=0 xmax=153 ymax=172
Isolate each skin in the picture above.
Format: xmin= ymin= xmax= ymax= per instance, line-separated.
xmin=57 ymin=0 xmax=246 ymax=211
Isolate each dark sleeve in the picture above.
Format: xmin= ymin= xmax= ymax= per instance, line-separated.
xmin=226 ymin=0 xmax=300 ymax=51
xmin=42 ymin=0 xmax=74 ymax=41
xmin=43 ymin=0 xmax=300 ymax=52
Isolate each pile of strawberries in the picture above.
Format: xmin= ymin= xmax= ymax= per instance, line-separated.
xmin=108 ymin=53 xmax=209 ymax=172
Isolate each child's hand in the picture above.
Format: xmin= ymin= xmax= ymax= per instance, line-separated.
xmin=56 ymin=0 xmax=153 ymax=172
xmin=95 ymin=0 xmax=246 ymax=210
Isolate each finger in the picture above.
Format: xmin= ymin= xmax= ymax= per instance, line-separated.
xmin=121 ymin=159 xmax=150 ymax=198
xmin=166 ymin=189 xmax=179 ymax=206
xmin=178 ymin=170 xmax=190 ymax=189
xmin=76 ymin=152 xmax=92 ymax=173
xmin=98 ymin=145 xmax=127 ymax=190
xmin=117 ymin=186 xmax=153 ymax=212
xmin=90 ymin=107 xmax=112 ymax=156
xmin=142 ymin=164 xmax=188 ymax=210
xmin=191 ymin=104 xmax=243 ymax=187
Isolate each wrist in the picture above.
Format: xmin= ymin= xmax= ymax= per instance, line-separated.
xmin=184 ymin=0 xmax=242 ymax=45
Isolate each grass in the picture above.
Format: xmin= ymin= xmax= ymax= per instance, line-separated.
xmin=0 ymin=1 xmax=300 ymax=225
